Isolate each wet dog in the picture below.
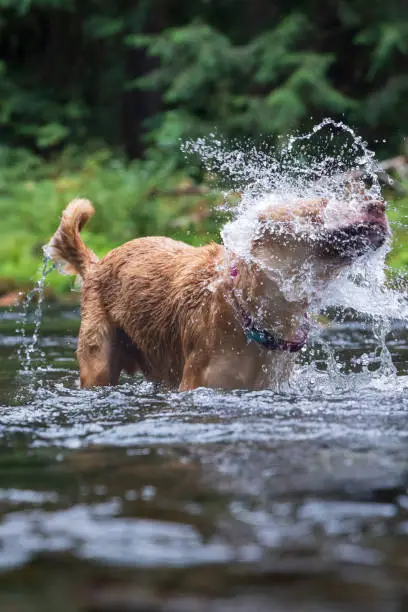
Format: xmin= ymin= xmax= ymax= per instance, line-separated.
xmin=48 ymin=195 xmax=388 ymax=390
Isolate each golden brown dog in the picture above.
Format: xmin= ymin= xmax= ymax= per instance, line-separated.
xmin=48 ymin=195 xmax=388 ymax=390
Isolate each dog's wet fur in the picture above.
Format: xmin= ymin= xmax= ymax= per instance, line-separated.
xmin=48 ymin=195 xmax=388 ymax=390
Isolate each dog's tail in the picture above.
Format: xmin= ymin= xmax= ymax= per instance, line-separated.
xmin=47 ymin=199 xmax=99 ymax=278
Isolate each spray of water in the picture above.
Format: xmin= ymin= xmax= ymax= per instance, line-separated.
xmin=16 ymin=255 xmax=56 ymax=378
xmin=184 ymin=118 xmax=408 ymax=385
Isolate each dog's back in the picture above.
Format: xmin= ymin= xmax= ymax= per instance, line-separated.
xmin=84 ymin=236 xmax=222 ymax=384
xmin=48 ymin=201 xmax=226 ymax=387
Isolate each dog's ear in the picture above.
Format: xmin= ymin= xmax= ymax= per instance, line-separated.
xmin=255 ymin=210 xmax=293 ymax=247
xmin=257 ymin=198 xmax=327 ymax=229
xmin=257 ymin=207 xmax=294 ymax=225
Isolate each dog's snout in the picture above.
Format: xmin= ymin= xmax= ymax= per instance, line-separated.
xmin=364 ymin=200 xmax=386 ymax=216
xmin=355 ymin=199 xmax=387 ymax=229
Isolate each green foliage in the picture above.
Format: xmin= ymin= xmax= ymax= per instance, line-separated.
xmin=0 ymin=147 xmax=222 ymax=293
xmin=1 ymin=0 xmax=408 ymax=158
xmin=356 ymin=21 xmax=408 ymax=79
xmin=128 ymin=16 xmax=353 ymax=147
xmin=386 ymin=183 xmax=408 ymax=271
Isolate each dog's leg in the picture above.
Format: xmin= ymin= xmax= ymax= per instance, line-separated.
xmin=179 ymin=353 xmax=207 ymax=391
xmin=115 ymin=328 xmax=142 ymax=378
xmin=77 ymin=294 xmax=121 ymax=388
xmin=180 ymin=351 xmax=266 ymax=391
xmin=77 ymin=323 xmax=120 ymax=388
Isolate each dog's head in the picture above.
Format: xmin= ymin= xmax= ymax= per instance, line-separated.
xmin=251 ymin=193 xmax=389 ymax=292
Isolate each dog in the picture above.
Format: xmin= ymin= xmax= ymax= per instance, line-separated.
xmin=47 ymin=193 xmax=388 ymax=390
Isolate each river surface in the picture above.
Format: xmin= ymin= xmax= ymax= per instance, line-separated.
xmin=0 ymin=304 xmax=407 ymax=611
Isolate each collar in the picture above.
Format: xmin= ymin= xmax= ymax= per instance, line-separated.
xmin=228 ymin=262 xmax=309 ymax=352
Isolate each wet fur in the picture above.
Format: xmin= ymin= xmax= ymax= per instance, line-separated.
xmin=48 ymin=198 xmax=386 ymax=390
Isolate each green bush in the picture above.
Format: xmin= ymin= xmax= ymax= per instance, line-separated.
xmin=1 ymin=1 xmax=408 ymax=159
xmin=386 ymin=182 xmax=408 ymax=272
xmin=0 ymin=147 xmax=222 ymax=294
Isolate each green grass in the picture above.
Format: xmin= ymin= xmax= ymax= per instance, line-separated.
xmin=0 ymin=146 xmax=406 ymax=297
xmin=0 ymin=146 xmax=224 ymax=295
xmin=386 ymin=185 xmax=408 ymax=273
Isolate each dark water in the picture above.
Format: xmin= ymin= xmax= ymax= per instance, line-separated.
xmin=0 ymin=305 xmax=408 ymax=611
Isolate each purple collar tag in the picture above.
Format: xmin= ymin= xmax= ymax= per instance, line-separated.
xmin=230 ymin=262 xmax=239 ymax=278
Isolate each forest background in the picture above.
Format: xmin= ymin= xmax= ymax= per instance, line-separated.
xmin=1 ymin=0 xmax=408 ymax=294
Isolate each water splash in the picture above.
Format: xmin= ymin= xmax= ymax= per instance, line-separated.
xmin=16 ymin=254 xmax=56 ymax=377
xmin=184 ymin=118 xmax=408 ymax=384
xmin=185 ymin=118 xmax=382 ymax=203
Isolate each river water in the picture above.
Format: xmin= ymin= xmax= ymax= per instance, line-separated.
xmin=0 ymin=304 xmax=407 ymax=611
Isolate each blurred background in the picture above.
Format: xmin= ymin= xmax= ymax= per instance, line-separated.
xmin=1 ymin=0 xmax=408 ymax=296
